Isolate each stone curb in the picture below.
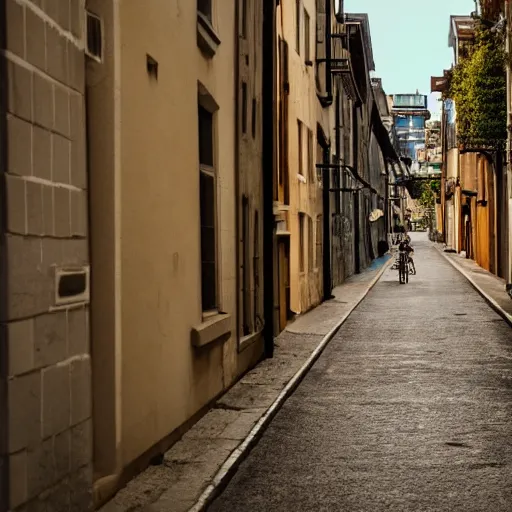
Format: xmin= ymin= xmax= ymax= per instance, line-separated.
xmin=435 ymin=245 xmax=512 ymax=327
xmin=188 ymin=255 xmax=395 ymax=512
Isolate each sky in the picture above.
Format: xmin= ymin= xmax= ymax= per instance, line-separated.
xmin=344 ymin=0 xmax=477 ymax=118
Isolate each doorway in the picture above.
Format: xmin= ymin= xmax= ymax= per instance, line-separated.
xmin=277 ymin=237 xmax=290 ymax=333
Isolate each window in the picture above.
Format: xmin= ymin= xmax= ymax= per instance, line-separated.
xmin=304 ymin=9 xmax=310 ymax=62
xmin=298 ymin=120 xmax=303 ymax=176
xmin=278 ymin=38 xmax=290 ymax=204
xmin=240 ymin=0 xmax=247 ymax=37
xmin=242 ymin=195 xmax=251 ymax=334
xmin=242 ymin=82 xmax=248 ymax=134
xmin=333 ymin=169 xmax=341 ymax=213
xmin=308 ymin=128 xmax=314 ymax=182
xmin=315 ymin=0 xmax=326 ymax=94
xmin=198 ymin=0 xmax=212 ymax=21
xmin=296 ymin=0 xmax=301 ymax=54
xmin=316 ymin=139 xmax=324 ymax=185
xmin=252 ymin=98 xmax=257 ymax=139
xmin=316 ymin=215 xmax=322 ymax=268
xmin=253 ymin=211 xmax=260 ymax=326
xmin=299 ymin=213 xmax=305 ymax=272
xmin=308 ymin=216 xmax=314 ymax=271
xmin=197 ymin=0 xmax=220 ymax=57
xmin=86 ymin=11 xmax=102 ymax=62
xmin=198 ymin=105 xmax=217 ymax=311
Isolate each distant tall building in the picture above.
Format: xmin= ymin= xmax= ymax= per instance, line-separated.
xmin=390 ymin=93 xmax=431 ymax=174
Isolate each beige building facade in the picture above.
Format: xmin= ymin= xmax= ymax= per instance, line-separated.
xmin=274 ymin=0 xmax=333 ymax=333
xmin=86 ymin=0 xmax=266 ymax=504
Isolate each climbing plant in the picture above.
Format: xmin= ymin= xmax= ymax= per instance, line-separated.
xmin=479 ymin=0 xmax=504 ymax=22
xmin=448 ymin=22 xmax=506 ymax=149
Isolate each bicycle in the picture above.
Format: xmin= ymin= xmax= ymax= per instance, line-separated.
xmin=398 ymin=250 xmax=408 ymax=284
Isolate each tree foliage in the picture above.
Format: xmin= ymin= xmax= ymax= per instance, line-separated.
xmin=417 ymin=180 xmax=440 ymax=209
xmin=448 ymin=24 xmax=506 ymax=149
xmin=407 ymin=180 xmax=440 ymax=208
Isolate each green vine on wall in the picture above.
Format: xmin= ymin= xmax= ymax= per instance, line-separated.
xmin=447 ymin=24 xmax=506 ymax=149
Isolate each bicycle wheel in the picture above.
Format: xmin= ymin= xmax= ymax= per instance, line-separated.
xmin=399 ymin=257 xmax=405 ymax=284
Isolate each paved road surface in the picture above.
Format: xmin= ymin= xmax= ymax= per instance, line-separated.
xmin=209 ymin=235 xmax=512 ymax=511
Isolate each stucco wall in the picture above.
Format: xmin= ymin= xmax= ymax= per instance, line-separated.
xmin=119 ymin=0 xmax=238 ymax=465
xmin=87 ymin=0 xmax=262 ymax=498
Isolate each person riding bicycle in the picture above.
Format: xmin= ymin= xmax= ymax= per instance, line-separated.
xmin=398 ymin=237 xmax=416 ymax=274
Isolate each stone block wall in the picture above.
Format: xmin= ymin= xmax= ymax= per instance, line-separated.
xmin=1 ymin=1 xmax=91 ymax=510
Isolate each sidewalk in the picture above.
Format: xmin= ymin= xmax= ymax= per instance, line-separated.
xmin=436 ymin=247 xmax=512 ymax=323
xmin=100 ymin=254 xmax=393 ymax=512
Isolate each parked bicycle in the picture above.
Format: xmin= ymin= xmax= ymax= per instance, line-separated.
xmin=395 ymin=236 xmax=416 ymax=284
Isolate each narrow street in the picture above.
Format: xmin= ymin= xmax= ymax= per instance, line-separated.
xmin=209 ymin=234 xmax=512 ymax=511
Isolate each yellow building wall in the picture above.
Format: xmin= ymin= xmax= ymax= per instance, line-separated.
xmin=277 ymin=0 xmax=323 ymax=315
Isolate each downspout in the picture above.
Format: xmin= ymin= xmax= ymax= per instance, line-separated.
xmin=262 ymin=0 xmax=276 ymax=356
xmin=322 ymin=146 xmax=333 ymax=299
xmin=505 ymin=0 xmax=512 ymax=292
xmin=352 ymin=103 xmax=361 ymax=273
xmin=441 ymin=99 xmax=447 ymax=244
xmin=325 ymin=0 xmax=333 ymax=104
xmin=0 ymin=0 xmax=8 ymax=508
xmin=234 ymin=0 xmax=241 ymax=345
xmin=321 ymin=0 xmax=333 ymax=296
xmin=384 ymin=161 xmax=390 ymax=240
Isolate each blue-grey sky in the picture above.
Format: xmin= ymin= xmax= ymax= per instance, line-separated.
xmin=345 ymin=0 xmax=476 ymax=117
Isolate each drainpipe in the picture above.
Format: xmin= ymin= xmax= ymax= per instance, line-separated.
xmin=0 ymin=1 xmax=8 ymax=507
xmin=322 ymin=147 xmax=333 ymax=299
xmin=352 ymin=104 xmax=361 ymax=273
xmin=384 ymin=161 xmax=389 ymax=240
xmin=262 ymin=0 xmax=276 ymax=356
xmin=325 ymin=0 xmax=333 ymax=105
xmin=506 ymin=0 xmax=512 ymax=293
xmin=234 ymin=0 xmax=241 ymax=345
xmin=441 ymin=99 xmax=447 ymax=245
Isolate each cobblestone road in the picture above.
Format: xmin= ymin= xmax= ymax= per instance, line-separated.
xmin=209 ymin=235 xmax=512 ymax=511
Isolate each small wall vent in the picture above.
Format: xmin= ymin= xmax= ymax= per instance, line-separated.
xmin=53 ymin=266 xmax=90 ymax=307
xmin=86 ymin=11 xmax=103 ymax=62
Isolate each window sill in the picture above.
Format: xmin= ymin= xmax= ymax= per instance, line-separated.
xmin=191 ymin=312 xmax=231 ymax=348
xmin=239 ymin=329 xmax=263 ymax=353
xmin=197 ymin=13 xmax=221 ymax=58
xmin=273 ymin=202 xmax=291 ymax=212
